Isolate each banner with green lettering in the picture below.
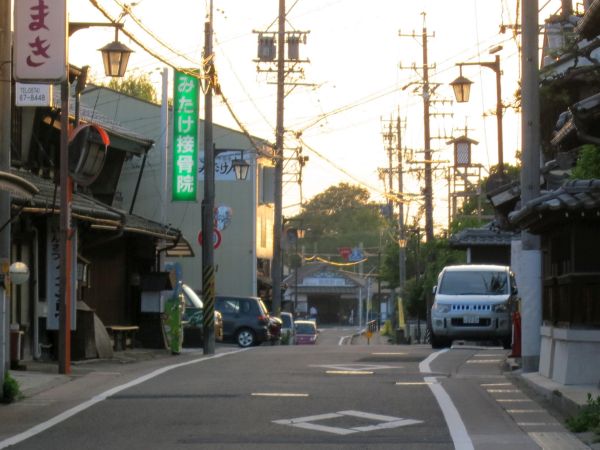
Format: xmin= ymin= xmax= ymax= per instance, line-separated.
xmin=172 ymin=70 xmax=199 ymax=201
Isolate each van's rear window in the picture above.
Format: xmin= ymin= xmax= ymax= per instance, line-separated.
xmin=439 ymin=271 xmax=508 ymax=295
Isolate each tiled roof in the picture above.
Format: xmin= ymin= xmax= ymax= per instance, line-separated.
xmin=509 ymin=179 xmax=600 ymax=231
xmin=449 ymin=225 xmax=514 ymax=248
xmin=11 ymin=169 xmax=187 ymax=245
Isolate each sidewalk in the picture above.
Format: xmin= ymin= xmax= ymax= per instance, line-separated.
xmin=505 ymin=357 xmax=600 ymax=417
xmin=7 ymin=347 xmax=181 ymax=398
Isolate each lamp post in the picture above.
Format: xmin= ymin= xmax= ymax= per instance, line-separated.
xmin=450 ymin=53 xmax=504 ymax=179
xmin=57 ymin=23 xmax=132 ymax=374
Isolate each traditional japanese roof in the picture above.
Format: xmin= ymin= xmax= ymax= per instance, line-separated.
xmin=509 ymin=179 xmax=600 ymax=233
xmin=10 ymin=169 xmax=192 ymax=254
xmin=551 ymin=93 xmax=600 ymax=149
xmin=449 ymin=224 xmax=515 ymax=248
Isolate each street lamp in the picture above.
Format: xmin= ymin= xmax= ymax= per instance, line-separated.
xmin=450 ymin=51 xmax=504 ymax=178
xmin=69 ymin=23 xmax=133 ymax=78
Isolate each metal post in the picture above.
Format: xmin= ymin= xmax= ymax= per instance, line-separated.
xmin=202 ymin=2 xmax=216 ymax=355
xmin=520 ymin=0 xmax=542 ymax=372
xmin=0 ymin=0 xmax=11 ymax=383
xmin=271 ymin=0 xmax=286 ymax=317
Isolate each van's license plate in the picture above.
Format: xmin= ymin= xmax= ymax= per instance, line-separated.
xmin=463 ymin=316 xmax=479 ymax=324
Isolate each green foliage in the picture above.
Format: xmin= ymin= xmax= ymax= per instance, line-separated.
xmin=292 ymin=183 xmax=388 ymax=272
xmin=566 ymin=394 xmax=600 ymax=438
xmin=105 ymin=74 xmax=157 ymax=103
xmin=380 ymin=320 xmax=393 ymax=336
xmin=571 ymin=145 xmax=600 ymax=180
xmin=281 ymin=330 xmax=292 ymax=345
xmin=2 ymin=373 xmax=21 ymax=403
xmin=380 ymin=233 xmax=464 ymax=320
xmin=448 ymin=163 xmax=521 ymax=235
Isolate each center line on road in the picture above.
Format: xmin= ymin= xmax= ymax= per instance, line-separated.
xmin=372 ymin=352 xmax=407 ymax=355
xmin=497 ymin=398 xmax=533 ymax=403
xmin=251 ymin=393 xmax=309 ymax=397
xmin=480 ymin=383 xmax=512 ymax=387
xmin=395 ymin=382 xmax=432 ymax=386
xmin=467 ymin=359 xmax=503 ymax=363
xmin=326 ymin=370 xmax=373 ymax=375
xmin=506 ymin=409 xmax=545 ymax=413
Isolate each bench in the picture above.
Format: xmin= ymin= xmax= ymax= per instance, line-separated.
xmin=105 ymin=325 xmax=139 ymax=351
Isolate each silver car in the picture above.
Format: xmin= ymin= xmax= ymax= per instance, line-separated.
xmin=430 ymin=264 xmax=517 ymax=349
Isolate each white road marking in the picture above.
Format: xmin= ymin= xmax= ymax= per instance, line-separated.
xmin=466 ymin=359 xmax=503 ymax=363
xmin=418 ymin=348 xmax=449 ymax=373
xmin=338 ymin=410 xmax=408 ymax=422
xmin=326 ymin=370 xmax=373 ymax=375
xmin=289 ymin=421 xmax=357 ymax=435
xmin=396 ymin=382 xmax=432 ymax=386
xmin=251 ymin=393 xmax=309 ymax=397
xmin=0 ymin=349 xmax=249 ymax=449
xmin=352 ymin=419 xmax=422 ymax=432
xmin=372 ymin=352 xmax=407 ymax=355
xmin=506 ymin=409 xmax=545 ymax=413
xmin=486 ymin=389 xmax=521 ymax=393
xmin=420 ymin=350 xmax=474 ymax=450
xmin=312 ymin=363 xmax=399 ymax=371
xmin=480 ymin=383 xmax=512 ymax=387
xmin=273 ymin=410 xmax=423 ymax=435
xmin=497 ymin=399 xmax=533 ymax=403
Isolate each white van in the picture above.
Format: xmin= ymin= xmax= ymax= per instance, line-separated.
xmin=430 ymin=264 xmax=517 ymax=349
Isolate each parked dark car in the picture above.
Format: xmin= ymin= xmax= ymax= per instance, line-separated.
xmin=215 ymin=296 xmax=271 ymax=347
xmin=181 ymin=284 xmax=223 ymax=347
xmin=268 ymin=315 xmax=283 ymax=345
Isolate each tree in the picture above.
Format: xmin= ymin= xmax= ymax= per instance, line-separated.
xmin=290 ymin=183 xmax=388 ymax=273
xmin=105 ymin=73 xmax=157 ymax=103
xmin=448 ymin=163 xmax=521 ymax=235
xmin=380 ymin=231 xmax=463 ymax=320
xmin=571 ymin=144 xmax=600 ymax=179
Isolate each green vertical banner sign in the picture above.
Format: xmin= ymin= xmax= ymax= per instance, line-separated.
xmin=172 ymin=70 xmax=199 ymax=201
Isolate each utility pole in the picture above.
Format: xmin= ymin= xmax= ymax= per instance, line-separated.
xmin=271 ymin=0 xmax=286 ymax=317
xmin=396 ymin=114 xmax=406 ymax=301
xmin=0 ymin=0 xmax=11 ymax=384
xmin=202 ymin=1 xmax=216 ymax=354
xmin=255 ymin=1 xmax=309 ymax=316
xmin=421 ymin=23 xmax=434 ymax=244
xmin=399 ymin=15 xmax=435 ymax=243
xmin=520 ymin=0 xmax=542 ymax=372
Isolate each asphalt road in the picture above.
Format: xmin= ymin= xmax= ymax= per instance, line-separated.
xmin=0 ymin=328 xmax=586 ymax=450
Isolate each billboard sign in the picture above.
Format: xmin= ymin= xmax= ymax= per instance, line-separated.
xmin=14 ymin=0 xmax=67 ymax=82
xmin=172 ymin=70 xmax=199 ymax=201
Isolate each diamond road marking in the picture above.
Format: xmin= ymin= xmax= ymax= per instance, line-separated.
xmin=273 ymin=410 xmax=423 ymax=435
xmin=311 ymin=364 xmax=400 ymax=371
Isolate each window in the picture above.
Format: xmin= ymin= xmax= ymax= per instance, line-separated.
xmin=439 ymin=271 xmax=508 ymax=295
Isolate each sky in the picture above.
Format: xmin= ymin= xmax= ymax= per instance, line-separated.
xmin=67 ymin=0 xmax=566 ymax=231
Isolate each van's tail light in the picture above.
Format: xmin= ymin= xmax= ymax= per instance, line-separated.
xmin=258 ymin=315 xmax=269 ymax=324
